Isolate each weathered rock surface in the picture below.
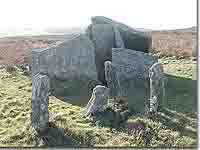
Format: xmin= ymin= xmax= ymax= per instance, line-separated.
xmin=104 ymin=61 xmax=122 ymax=98
xmin=86 ymin=24 xmax=124 ymax=85
xmin=87 ymin=24 xmax=114 ymax=85
xmin=84 ymin=85 xmax=109 ymax=117
xmin=31 ymin=74 xmax=50 ymax=131
xmin=114 ymin=27 xmax=125 ymax=48
xmin=149 ymin=62 xmax=165 ymax=114
xmin=91 ymin=16 xmax=152 ymax=53
xmin=109 ymin=48 xmax=159 ymax=113
xmin=32 ymin=34 xmax=99 ymax=102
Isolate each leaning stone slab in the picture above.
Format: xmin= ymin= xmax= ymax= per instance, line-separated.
xmin=31 ymin=74 xmax=50 ymax=131
xmin=32 ymin=34 xmax=99 ymax=104
xmin=91 ymin=16 xmax=152 ymax=53
xmin=110 ymin=48 xmax=159 ymax=114
xmin=84 ymin=85 xmax=109 ymax=117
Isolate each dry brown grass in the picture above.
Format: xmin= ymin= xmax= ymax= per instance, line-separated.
xmin=0 ymin=38 xmax=50 ymax=65
xmin=0 ymin=29 xmax=197 ymax=66
xmin=151 ymin=31 xmax=196 ymax=58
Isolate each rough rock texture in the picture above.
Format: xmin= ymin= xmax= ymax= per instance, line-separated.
xmin=91 ymin=16 xmax=152 ymax=53
xmin=31 ymin=74 xmax=50 ymax=131
xmin=149 ymin=62 xmax=165 ymax=114
xmin=86 ymin=24 xmax=124 ymax=85
xmin=110 ymin=48 xmax=159 ymax=113
xmin=104 ymin=61 xmax=122 ymax=98
xmin=114 ymin=27 xmax=125 ymax=48
xmin=87 ymin=24 xmax=114 ymax=85
xmin=32 ymin=34 xmax=99 ymax=101
xmin=84 ymin=85 xmax=109 ymax=117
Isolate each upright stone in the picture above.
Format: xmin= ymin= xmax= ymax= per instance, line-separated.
xmin=31 ymin=74 xmax=50 ymax=131
xmin=86 ymin=24 xmax=124 ymax=85
xmin=111 ymin=48 xmax=159 ymax=114
xmin=91 ymin=16 xmax=152 ymax=53
xmin=104 ymin=61 xmax=122 ymax=98
xmin=149 ymin=62 xmax=165 ymax=114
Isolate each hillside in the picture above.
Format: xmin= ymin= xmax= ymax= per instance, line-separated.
xmin=0 ymin=57 xmax=197 ymax=147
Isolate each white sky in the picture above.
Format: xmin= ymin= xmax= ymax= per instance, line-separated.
xmin=0 ymin=0 xmax=197 ymax=30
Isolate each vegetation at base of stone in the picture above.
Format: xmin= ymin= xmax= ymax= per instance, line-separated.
xmin=0 ymin=57 xmax=197 ymax=147
xmin=87 ymin=97 xmax=130 ymax=128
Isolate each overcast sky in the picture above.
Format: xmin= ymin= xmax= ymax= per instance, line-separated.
xmin=0 ymin=0 xmax=197 ymax=30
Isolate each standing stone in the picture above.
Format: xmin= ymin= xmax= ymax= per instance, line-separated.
xmin=110 ymin=48 xmax=159 ymax=114
xmin=91 ymin=16 xmax=152 ymax=53
xmin=104 ymin=61 xmax=122 ymax=98
xmin=88 ymin=24 xmax=114 ymax=85
xmin=31 ymin=74 xmax=50 ymax=131
xmin=86 ymin=24 xmax=124 ymax=85
xmin=32 ymin=34 xmax=99 ymax=104
xmin=149 ymin=62 xmax=165 ymax=113
xmin=84 ymin=85 xmax=109 ymax=117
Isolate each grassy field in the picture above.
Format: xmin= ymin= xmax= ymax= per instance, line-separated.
xmin=0 ymin=57 xmax=197 ymax=147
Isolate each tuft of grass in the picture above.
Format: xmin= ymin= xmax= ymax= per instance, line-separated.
xmin=5 ymin=65 xmax=17 ymax=74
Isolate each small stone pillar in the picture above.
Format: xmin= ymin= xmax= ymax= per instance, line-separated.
xmin=104 ymin=61 xmax=122 ymax=98
xmin=149 ymin=63 xmax=165 ymax=113
xmin=31 ymin=74 xmax=50 ymax=131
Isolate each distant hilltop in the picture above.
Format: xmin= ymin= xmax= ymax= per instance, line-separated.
xmin=0 ymin=26 xmax=196 ymax=38
xmin=44 ymin=26 xmax=197 ymax=34
xmin=44 ymin=27 xmax=85 ymax=34
xmin=154 ymin=26 xmax=197 ymax=32
xmin=168 ymin=26 xmax=197 ymax=32
xmin=135 ymin=26 xmax=197 ymax=32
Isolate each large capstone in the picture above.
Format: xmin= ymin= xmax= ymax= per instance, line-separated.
xmin=86 ymin=24 xmax=124 ymax=85
xmin=32 ymin=34 xmax=99 ymax=105
xmin=108 ymin=48 xmax=159 ymax=114
xmin=91 ymin=16 xmax=152 ymax=53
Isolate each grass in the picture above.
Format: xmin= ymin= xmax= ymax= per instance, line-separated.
xmin=0 ymin=57 xmax=197 ymax=147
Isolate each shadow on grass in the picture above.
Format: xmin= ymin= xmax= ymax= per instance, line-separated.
xmin=162 ymin=74 xmax=197 ymax=113
xmin=36 ymin=122 xmax=78 ymax=147
xmin=153 ymin=74 xmax=197 ymax=138
xmin=155 ymin=107 xmax=197 ymax=139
